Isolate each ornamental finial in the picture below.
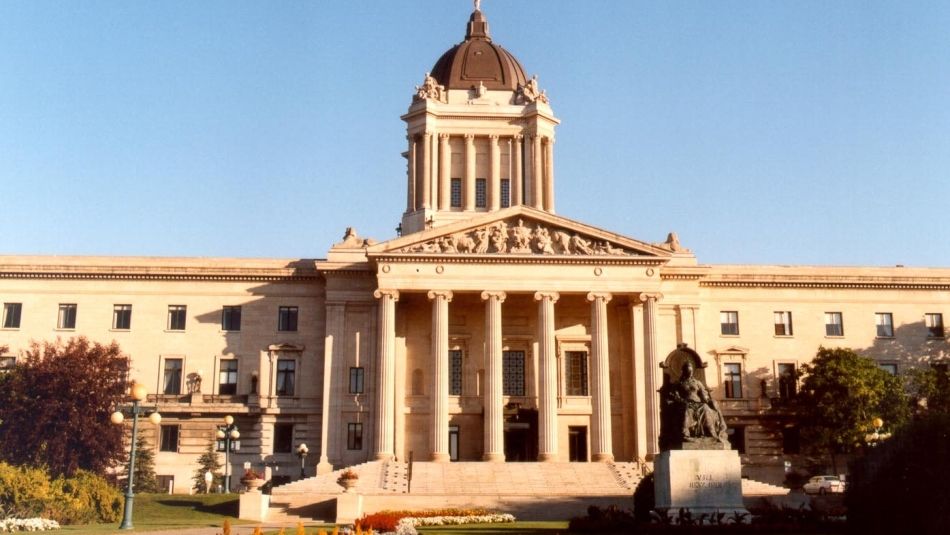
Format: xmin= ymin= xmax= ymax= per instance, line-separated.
xmin=474 ymin=0 xmax=481 ymax=12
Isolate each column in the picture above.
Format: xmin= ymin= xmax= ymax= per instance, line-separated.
xmin=428 ymin=290 xmax=453 ymax=462
xmin=318 ymin=302 xmax=345 ymax=474
xmin=439 ymin=134 xmax=451 ymax=210
xmin=407 ymin=136 xmax=416 ymax=211
xmin=464 ymin=134 xmax=476 ymax=211
xmin=512 ymin=135 xmax=523 ymax=206
xmin=531 ymin=135 xmax=543 ymax=209
xmin=629 ymin=304 xmax=648 ymax=460
xmin=489 ymin=135 xmax=500 ymax=210
xmin=639 ymin=292 xmax=662 ymax=456
xmin=534 ymin=291 xmax=560 ymax=461
xmin=587 ymin=292 xmax=613 ymax=462
xmin=421 ymin=132 xmax=432 ymax=209
xmin=543 ymin=137 xmax=555 ymax=212
xmin=481 ymin=291 xmax=506 ymax=461
xmin=373 ymin=289 xmax=399 ymax=461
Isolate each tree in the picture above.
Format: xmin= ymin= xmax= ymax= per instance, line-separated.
xmin=907 ymin=361 xmax=950 ymax=415
xmin=192 ymin=440 xmax=223 ymax=493
xmin=119 ymin=434 xmax=160 ymax=494
xmin=0 ymin=337 xmax=127 ymax=477
xmin=793 ymin=346 xmax=909 ymax=473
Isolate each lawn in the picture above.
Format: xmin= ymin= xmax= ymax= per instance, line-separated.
xmin=59 ymin=493 xmax=248 ymax=533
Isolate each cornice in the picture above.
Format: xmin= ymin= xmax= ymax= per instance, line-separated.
xmin=701 ymin=279 xmax=950 ymax=290
xmin=370 ymin=253 xmax=666 ymax=267
xmin=0 ymin=260 xmax=323 ymax=282
xmin=0 ymin=269 xmax=320 ymax=282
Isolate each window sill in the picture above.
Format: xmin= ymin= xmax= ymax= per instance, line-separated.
xmin=0 ymin=327 xmax=20 ymax=331
xmin=926 ymin=335 xmax=946 ymax=340
xmin=54 ymin=328 xmax=76 ymax=332
xmin=164 ymin=329 xmax=186 ymax=333
xmin=720 ymin=334 xmax=740 ymax=338
xmin=875 ymin=336 xmax=895 ymax=340
xmin=773 ymin=335 xmax=794 ymax=339
xmin=824 ymin=335 xmax=844 ymax=339
xmin=220 ymin=330 xmax=241 ymax=334
xmin=110 ymin=328 xmax=131 ymax=333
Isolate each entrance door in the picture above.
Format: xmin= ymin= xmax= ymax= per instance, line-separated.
xmin=568 ymin=426 xmax=588 ymax=462
xmin=449 ymin=425 xmax=459 ymax=461
xmin=503 ymin=407 xmax=538 ymax=461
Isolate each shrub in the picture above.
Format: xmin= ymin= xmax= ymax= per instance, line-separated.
xmin=0 ymin=462 xmax=120 ymax=525
xmin=632 ymin=472 xmax=656 ymax=523
xmin=357 ymin=508 xmax=490 ymax=532
xmin=569 ymin=505 xmax=637 ymax=532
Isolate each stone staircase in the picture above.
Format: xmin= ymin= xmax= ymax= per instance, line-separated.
xmin=741 ymin=478 xmax=791 ymax=496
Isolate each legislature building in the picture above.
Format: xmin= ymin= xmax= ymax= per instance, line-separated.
xmin=1 ymin=5 xmax=948 ymax=495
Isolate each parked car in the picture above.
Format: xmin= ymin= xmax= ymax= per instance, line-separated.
xmin=803 ymin=475 xmax=845 ymax=494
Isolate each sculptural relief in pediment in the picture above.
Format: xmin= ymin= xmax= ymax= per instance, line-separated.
xmin=397 ymin=218 xmax=638 ymax=256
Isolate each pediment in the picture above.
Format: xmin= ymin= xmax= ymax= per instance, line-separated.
xmin=369 ymin=206 xmax=673 ymax=258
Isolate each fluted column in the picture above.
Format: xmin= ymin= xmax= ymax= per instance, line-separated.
xmin=439 ymin=134 xmax=451 ymax=210
xmin=531 ymin=135 xmax=543 ymax=209
xmin=512 ymin=135 xmax=523 ymax=206
xmin=421 ymin=132 xmax=432 ymax=209
xmin=481 ymin=291 xmax=507 ymax=461
xmin=489 ymin=135 xmax=500 ymax=210
xmin=639 ymin=292 xmax=663 ymax=456
xmin=534 ymin=291 xmax=560 ymax=461
xmin=587 ymin=292 xmax=613 ymax=462
xmin=407 ymin=136 xmax=416 ymax=211
xmin=464 ymin=134 xmax=476 ymax=211
xmin=318 ymin=302 xmax=345 ymax=473
xmin=428 ymin=290 xmax=453 ymax=462
xmin=543 ymin=137 xmax=555 ymax=212
xmin=373 ymin=289 xmax=399 ymax=461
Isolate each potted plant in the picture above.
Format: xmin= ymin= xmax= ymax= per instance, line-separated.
xmin=241 ymin=468 xmax=265 ymax=491
xmin=337 ymin=468 xmax=359 ymax=493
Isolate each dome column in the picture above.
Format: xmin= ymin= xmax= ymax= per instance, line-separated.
xmin=512 ymin=135 xmax=523 ymax=206
xmin=489 ymin=135 xmax=501 ymax=211
xmin=531 ymin=134 xmax=543 ymax=209
xmin=464 ymin=134 xmax=476 ymax=211
xmin=439 ymin=134 xmax=451 ymax=210
xmin=407 ymin=136 xmax=416 ymax=212
xmin=421 ymin=132 xmax=432 ymax=209
xmin=544 ymin=137 xmax=555 ymax=213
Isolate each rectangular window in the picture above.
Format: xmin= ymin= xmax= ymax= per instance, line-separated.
xmin=720 ymin=311 xmax=739 ymax=336
xmin=2 ymin=303 xmax=22 ymax=329
xmin=349 ymin=367 xmax=364 ymax=394
xmin=276 ymin=359 xmax=296 ymax=396
xmin=159 ymin=425 xmax=179 ymax=452
xmin=773 ymin=311 xmax=793 ymax=336
xmin=167 ymin=305 xmax=186 ymax=331
xmin=500 ymin=178 xmax=511 ymax=208
xmin=566 ymin=351 xmax=589 ymax=396
xmin=218 ymin=359 xmax=238 ymax=395
xmin=475 ymin=178 xmax=487 ymax=208
xmin=278 ymin=306 xmax=298 ymax=332
xmin=727 ymin=426 xmax=746 ymax=454
xmin=782 ymin=427 xmax=801 ymax=454
xmin=879 ymin=362 xmax=898 ymax=375
xmin=449 ymin=350 xmax=463 ymax=396
xmin=777 ymin=363 xmax=797 ymax=400
xmin=347 ymin=423 xmax=363 ymax=450
xmin=57 ymin=303 xmax=77 ymax=329
xmin=163 ymin=358 xmax=183 ymax=395
xmin=875 ymin=312 xmax=894 ymax=337
xmin=502 ymin=350 xmax=525 ymax=396
xmin=274 ymin=423 xmax=294 ymax=453
xmin=450 ymin=178 xmax=462 ymax=208
xmin=724 ymin=363 xmax=743 ymax=399
xmin=222 ymin=306 xmax=242 ymax=331
xmin=0 ymin=356 xmax=16 ymax=371
xmin=825 ymin=312 xmax=844 ymax=337
xmin=925 ymin=313 xmax=944 ymax=338
xmin=112 ymin=304 xmax=132 ymax=330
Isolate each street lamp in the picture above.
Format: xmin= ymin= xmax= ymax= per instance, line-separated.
xmin=296 ymin=443 xmax=309 ymax=479
xmin=865 ymin=417 xmax=891 ymax=447
xmin=110 ymin=382 xmax=161 ymax=530
xmin=216 ymin=415 xmax=240 ymax=492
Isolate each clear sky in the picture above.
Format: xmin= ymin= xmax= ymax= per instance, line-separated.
xmin=1 ymin=1 xmax=948 ymax=267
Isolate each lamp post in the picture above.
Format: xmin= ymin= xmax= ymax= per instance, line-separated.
xmin=110 ymin=382 xmax=161 ymax=530
xmin=865 ymin=417 xmax=890 ymax=447
xmin=296 ymin=443 xmax=309 ymax=479
xmin=216 ymin=415 xmax=240 ymax=492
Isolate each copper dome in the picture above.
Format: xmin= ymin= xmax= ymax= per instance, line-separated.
xmin=429 ymin=9 xmax=528 ymax=92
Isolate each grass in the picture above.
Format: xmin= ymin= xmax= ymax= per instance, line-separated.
xmin=59 ymin=493 xmax=249 ymax=533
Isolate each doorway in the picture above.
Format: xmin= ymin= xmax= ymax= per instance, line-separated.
xmin=568 ymin=426 xmax=588 ymax=462
xmin=503 ymin=407 xmax=538 ymax=461
xmin=449 ymin=425 xmax=459 ymax=461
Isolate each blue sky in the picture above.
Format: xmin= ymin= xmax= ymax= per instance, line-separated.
xmin=1 ymin=1 xmax=947 ymax=266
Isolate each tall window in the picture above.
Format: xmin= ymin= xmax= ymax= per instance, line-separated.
xmin=163 ymin=358 xmax=183 ymax=395
xmin=773 ymin=311 xmax=793 ymax=336
xmin=724 ymin=363 xmax=742 ymax=399
xmin=475 ymin=178 xmax=487 ymax=208
xmin=3 ymin=303 xmax=22 ymax=329
xmin=167 ymin=305 xmax=186 ymax=331
xmin=777 ymin=363 xmax=797 ymax=400
xmin=502 ymin=350 xmax=525 ymax=396
xmin=278 ymin=306 xmax=298 ymax=332
xmin=349 ymin=367 xmax=364 ymax=394
xmin=159 ymin=425 xmax=179 ymax=452
xmin=0 ymin=356 xmax=16 ymax=372
xmin=449 ymin=350 xmax=463 ymax=395
xmin=218 ymin=359 xmax=238 ymax=395
xmin=925 ymin=313 xmax=944 ymax=338
xmin=782 ymin=427 xmax=801 ymax=454
xmin=113 ymin=304 xmax=132 ymax=330
xmin=274 ymin=423 xmax=293 ymax=453
xmin=566 ymin=351 xmax=589 ymax=396
xmin=450 ymin=178 xmax=462 ymax=208
xmin=500 ymin=178 xmax=511 ymax=208
xmin=276 ymin=359 xmax=296 ymax=396
xmin=825 ymin=312 xmax=843 ymax=336
xmin=879 ymin=362 xmax=898 ymax=375
xmin=875 ymin=312 xmax=894 ymax=337
xmin=57 ymin=303 xmax=77 ymax=329
xmin=222 ymin=306 xmax=242 ymax=331
xmin=347 ymin=423 xmax=363 ymax=450
xmin=720 ymin=311 xmax=739 ymax=335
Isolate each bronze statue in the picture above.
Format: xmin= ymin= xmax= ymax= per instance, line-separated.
xmin=659 ymin=359 xmax=729 ymax=450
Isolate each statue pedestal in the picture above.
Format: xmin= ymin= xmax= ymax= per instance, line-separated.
xmin=653 ymin=449 xmax=748 ymax=521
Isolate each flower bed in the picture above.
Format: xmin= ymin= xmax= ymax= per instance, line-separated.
xmin=395 ymin=513 xmax=515 ymax=534
xmin=356 ymin=508 xmax=514 ymax=534
xmin=0 ymin=518 xmax=61 ymax=532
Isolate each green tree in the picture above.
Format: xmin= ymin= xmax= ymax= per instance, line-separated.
xmin=192 ymin=440 xmax=223 ymax=493
xmin=118 ymin=434 xmax=160 ymax=493
xmin=793 ymin=346 xmax=909 ymax=472
xmin=0 ymin=337 xmax=127 ymax=477
xmin=907 ymin=362 xmax=950 ymax=415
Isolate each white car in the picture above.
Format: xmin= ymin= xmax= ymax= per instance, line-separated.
xmin=803 ymin=475 xmax=845 ymax=494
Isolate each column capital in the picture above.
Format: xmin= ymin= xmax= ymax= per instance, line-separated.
xmin=422 ymin=131 xmax=433 ymax=139
xmin=374 ymin=289 xmax=400 ymax=301
xmin=464 ymin=133 xmax=476 ymax=140
xmin=427 ymin=289 xmax=454 ymax=302
xmin=439 ymin=133 xmax=451 ymax=140
xmin=544 ymin=136 xmax=555 ymax=145
xmin=480 ymin=290 xmax=507 ymax=303
xmin=586 ymin=292 xmax=613 ymax=304
xmin=638 ymin=292 xmax=663 ymax=303
xmin=488 ymin=134 xmax=499 ymax=140
xmin=513 ymin=134 xmax=524 ymax=141
xmin=533 ymin=291 xmax=560 ymax=303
